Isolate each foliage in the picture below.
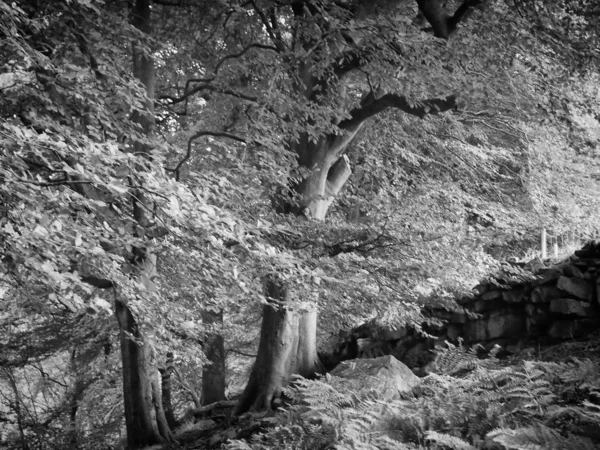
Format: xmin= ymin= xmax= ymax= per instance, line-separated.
xmin=1 ymin=0 xmax=600 ymax=448
xmin=227 ymin=341 xmax=600 ymax=449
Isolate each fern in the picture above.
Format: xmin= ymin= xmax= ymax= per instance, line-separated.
xmin=227 ymin=347 xmax=600 ymax=449
xmin=487 ymin=425 xmax=596 ymax=450
xmin=425 ymin=430 xmax=476 ymax=450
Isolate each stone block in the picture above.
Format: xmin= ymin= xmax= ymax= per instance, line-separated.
xmin=464 ymin=313 xmax=525 ymax=341
xmin=525 ymin=303 xmax=550 ymax=321
xmin=381 ymin=327 xmax=407 ymax=341
xmin=487 ymin=313 xmax=525 ymax=340
xmin=526 ymin=317 xmax=548 ymax=336
xmin=563 ymin=265 xmax=584 ymax=278
xmin=447 ymin=324 xmax=463 ymax=341
xmin=451 ymin=311 xmax=468 ymax=324
xmin=502 ymin=289 xmax=526 ymax=303
xmin=464 ymin=319 xmax=487 ymax=342
xmin=473 ymin=297 xmax=507 ymax=313
xmin=532 ymin=269 xmax=561 ymax=286
xmin=480 ymin=290 xmax=503 ymax=301
xmin=547 ymin=320 xmax=597 ymax=339
xmin=472 ymin=283 xmax=490 ymax=295
xmin=531 ymin=285 xmax=564 ymax=303
xmin=556 ymin=276 xmax=592 ymax=301
xmin=550 ymin=298 xmax=594 ymax=317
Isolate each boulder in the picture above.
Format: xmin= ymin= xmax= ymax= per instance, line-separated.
xmin=550 ymin=298 xmax=594 ymax=317
xmin=330 ymin=355 xmax=421 ymax=400
xmin=556 ymin=276 xmax=592 ymax=301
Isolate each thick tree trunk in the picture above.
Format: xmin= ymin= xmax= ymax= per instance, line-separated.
xmin=159 ymin=352 xmax=178 ymax=429
xmin=201 ymin=309 xmax=226 ymax=405
xmin=115 ymin=298 xmax=173 ymax=448
xmin=297 ymin=154 xmax=352 ymax=220
xmin=235 ymin=277 xmax=323 ymax=415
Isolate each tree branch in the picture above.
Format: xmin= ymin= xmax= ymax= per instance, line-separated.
xmin=417 ymin=0 xmax=483 ymax=39
xmin=250 ymin=0 xmax=286 ymax=52
xmin=168 ymin=131 xmax=247 ymax=181
xmin=159 ymin=83 xmax=258 ymax=106
xmin=340 ymin=91 xmax=458 ymax=131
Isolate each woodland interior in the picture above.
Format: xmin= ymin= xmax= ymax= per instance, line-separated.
xmin=1 ymin=0 xmax=600 ymax=449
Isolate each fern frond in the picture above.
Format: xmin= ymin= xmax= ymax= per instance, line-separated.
xmin=425 ymin=430 xmax=476 ymax=450
xmin=487 ymin=424 xmax=596 ymax=450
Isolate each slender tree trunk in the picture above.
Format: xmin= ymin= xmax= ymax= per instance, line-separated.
xmin=114 ymin=1 xmax=173 ymax=446
xmin=4 ymin=368 xmax=28 ymax=450
xmin=201 ymin=309 xmax=226 ymax=405
xmin=115 ymin=296 xmax=173 ymax=448
xmin=159 ymin=352 xmax=178 ymax=429
xmin=235 ymin=277 xmax=323 ymax=415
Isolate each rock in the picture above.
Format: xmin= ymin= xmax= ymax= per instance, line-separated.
xmin=481 ymin=290 xmax=503 ymax=301
xmin=556 ymin=276 xmax=592 ymax=301
xmin=550 ymin=298 xmax=594 ymax=317
xmin=451 ymin=311 xmax=468 ymax=324
xmin=502 ymin=289 xmax=526 ymax=303
xmin=487 ymin=313 xmax=526 ymax=340
xmin=548 ymin=320 xmax=597 ymax=339
xmin=447 ymin=324 xmax=463 ymax=341
xmin=531 ymin=285 xmax=565 ymax=303
xmin=465 ymin=313 xmax=526 ymax=343
xmin=472 ymin=283 xmax=490 ymax=295
xmin=473 ymin=297 xmax=507 ymax=313
xmin=532 ymin=269 xmax=561 ymax=286
xmin=525 ymin=303 xmax=550 ymax=319
xmin=380 ymin=327 xmax=407 ymax=341
xmin=464 ymin=313 xmax=525 ymax=341
xmin=526 ymin=257 xmax=546 ymax=272
xmin=563 ymin=265 xmax=584 ymax=278
xmin=330 ymin=355 xmax=421 ymax=400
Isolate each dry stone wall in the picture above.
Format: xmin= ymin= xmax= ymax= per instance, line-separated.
xmin=327 ymin=241 xmax=600 ymax=375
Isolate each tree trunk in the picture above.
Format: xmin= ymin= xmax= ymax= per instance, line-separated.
xmin=114 ymin=1 xmax=173 ymax=446
xmin=235 ymin=277 xmax=323 ymax=415
xmin=201 ymin=309 xmax=226 ymax=405
xmin=159 ymin=352 xmax=178 ymax=429
xmin=297 ymin=154 xmax=353 ymax=220
xmin=115 ymin=298 xmax=173 ymax=448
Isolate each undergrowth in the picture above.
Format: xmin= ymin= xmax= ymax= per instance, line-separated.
xmin=225 ymin=340 xmax=600 ymax=450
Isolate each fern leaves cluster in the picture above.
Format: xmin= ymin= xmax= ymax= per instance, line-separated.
xmin=227 ymin=344 xmax=600 ymax=449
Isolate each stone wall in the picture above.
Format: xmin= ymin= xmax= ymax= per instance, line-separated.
xmin=325 ymin=241 xmax=600 ymax=375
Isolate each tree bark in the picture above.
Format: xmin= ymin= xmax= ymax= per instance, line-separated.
xmin=159 ymin=352 xmax=178 ymax=429
xmin=201 ymin=309 xmax=226 ymax=405
xmin=235 ymin=276 xmax=323 ymax=415
xmin=115 ymin=298 xmax=173 ymax=448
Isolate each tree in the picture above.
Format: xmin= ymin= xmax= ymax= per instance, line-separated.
xmin=1 ymin=0 xmax=599 ymax=446
xmin=152 ymin=0 xmax=600 ymax=413
xmin=235 ymin=275 xmax=323 ymax=414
